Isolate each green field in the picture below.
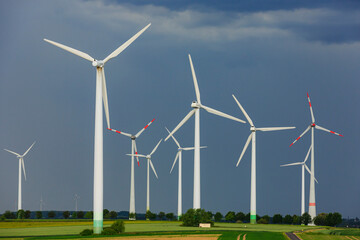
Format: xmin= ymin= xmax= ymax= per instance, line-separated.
xmin=0 ymin=220 xmax=359 ymax=240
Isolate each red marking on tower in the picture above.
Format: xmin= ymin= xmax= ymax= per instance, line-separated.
xmin=309 ymin=203 xmax=316 ymax=206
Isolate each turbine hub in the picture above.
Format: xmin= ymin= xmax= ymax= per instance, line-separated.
xmin=191 ymin=101 xmax=200 ymax=108
xmin=250 ymin=126 xmax=256 ymax=131
xmin=92 ymin=60 xmax=104 ymax=68
xmin=311 ymin=123 xmax=316 ymax=127
xmin=131 ymin=136 xmax=136 ymax=140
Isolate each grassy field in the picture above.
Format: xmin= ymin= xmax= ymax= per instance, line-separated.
xmin=0 ymin=220 xmax=359 ymax=240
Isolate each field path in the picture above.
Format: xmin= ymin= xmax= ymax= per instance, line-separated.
xmin=285 ymin=232 xmax=301 ymax=240
xmin=243 ymin=233 xmax=246 ymax=240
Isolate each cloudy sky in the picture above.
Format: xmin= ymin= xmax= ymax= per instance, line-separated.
xmin=0 ymin=0 xmax=359 ymax=218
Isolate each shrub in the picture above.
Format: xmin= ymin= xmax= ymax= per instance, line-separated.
xmin=182 ymin=208 xmax=214 ymax=227
xmin=257 ymin=218 xmax=269 ymax=224
xmin=101 ymin=227 xmax=117 ymax=235
xmin=111 ymin=220 xmax=125 ymax=233
xmin=80 ymin=229 xmax=93 ymax=236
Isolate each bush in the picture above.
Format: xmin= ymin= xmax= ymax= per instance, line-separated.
xmin=257 ymin=218 xmax=269 ymax=224
xmin=182 ymin=208 xmax=214 ymax=227
xmin=3 ymin=211 xmax=15 ymax=219
xmin=101 ymin=227 xmax=117 ymax=235
xmin=25 ymin=210 xmax=31 ymax=219
xmin=80 ymin=229 xmax=93 ymax=236
xmin=77 ymin=211 xmax=84 ymax=219
xmin=111 ymin=220 xmax=125 ymax=233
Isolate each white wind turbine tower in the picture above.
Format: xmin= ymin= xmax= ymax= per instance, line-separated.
xmin=127 ymin=139 xmax=162 ymax=215
xmin=281 ymin=145 xmax=318 ymax=216
xmin=232 ymin=94 xmax=295 ymax=224
xmin=44 ymin=23 xmax=151 ymax=233
xmin=4 ymin=141 xmax=36 ymax=211
xmin=108 ymin=119 xmax=155 ymax=219
xmin=165 ymin=54 xmax=246 ymax=209
xmin=166 ymin=127 xmax=207 ymax=219
xmin=40 ymin=195 xmax=45 ymax=211
xmin=289 ymin=93 xmax=343 ymax=222
xmin=74 ymin=194 xmax=80 ymax=212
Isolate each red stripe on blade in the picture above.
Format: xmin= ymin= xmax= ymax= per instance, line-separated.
xmin=290 ymin=143 xmax=294 ymax=147
xmin=151 ymin=118 xmax=155 ymax=122
xmin=137 ymin=162 xmax=140 ymax=166
xmin=307 ymin=92 xmax=309 ymax=98
xmin=116 ymin=130 xmax=121 ymax=134
xmin=309 ymin=102 xmax=312 ymax=107
xmin=296 ymin=137 xmax=301 ymax=140
xmin=330 ymin=131 xmax=335 ymax=134
xmin=340 ymin=134 xmax=344 ymax=137
xmin=144 ymin=125 xmax=149 ymax=129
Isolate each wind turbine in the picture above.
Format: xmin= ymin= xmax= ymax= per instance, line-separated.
xmin=108 ymin=118 xmax=155 ymax=219
xmin=127 ymin=139 xmax=162 ymax=215
xmin=166 ymin=127 xmax=207 ymax=219
xmin=289 ymin=93 xmax=343 ymax=222
xmin=40 ymin=195 xmax=45 ymax=211
xmin=281 ymin=145 xmax=318 ymax=216
xmin=4 ymin=141 xmax=36 ymax=211
xmin=44 ymin=23 xmax=151 ymax=233
xmin=165 ymin=54 xmax=246 ymax=209
xmin=232 ymin=94 xmax=295 ymax=224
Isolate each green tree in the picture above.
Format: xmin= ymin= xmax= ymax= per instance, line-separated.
xmin=182 ymin=208 xmax=213 ymax=227
xmin=17 ymin=209 xmax=25 ymax=219
xmin=48 ymin=211 xmax=56 ymax=218
xmin=103 ymin=209 xmax=110 ymax=219
xmin=111 ymin=220 xmax=125 ymax=233
xmin=36 ymin=211 xmax=42 ymax=219
xmin=225 ymin=211 xmax=236 ymax=222
xmin=145 ymin=210 xmax=152 ymax=220
xmin=332 ymin=212 xmax=342 ymax=226
xmin=129 ymin=212 xmax=136 ymax=219
xmin=166 ymin=212 xmax=174 ymax=221
xmin=109 ymin=211 xmax=117 ymax=219
xmin=84 ymin=211 xmax=93 ymax=219
xmin=301 ymin=212 xmax=311 ymax=225
xmin=24 ymin=210 xmax=31 ymax=219
xmin=284 ymin=214 xmax=293 ymax=224
xmin=207 ymin=211 xmax=213 ymax=220
xmin=235 ymin=212 xmax=245 ymax=222
xmin=3 ymin=211 xmax=15 ymax=219
xmin=63 ymin=211 xmax=70 ymax=219
xmin=72 ymin=211 xmax=77 ymax=219
xmin=158 ymin=211 xmax=165 ymax=220
xmin=273 ymin=214 xmax=283 ymax=224
xmin=292 ymin=215 xmax=300 ymax=225
xmin=214 ymin=212 xmax=223 ymax=222
xmin=257 ymin=218 xmax=269 ymax=224
xmin=77 ymin=211 xmax=84 ymax=219
xmin=314 ymin=213 xmax=327 ymax=226
xmin=245 ymin=213 xmax=250 ymax=222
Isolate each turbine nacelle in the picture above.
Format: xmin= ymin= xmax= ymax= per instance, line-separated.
xmin=311 ymin=123 xmax=315 ymax=127
xmin=131 ymin=136 xmax=136 ymax=140
xmin=191 ymin=101 xmax=201 ymax=109
xmin=250 ymin=126 xmax=256 ymax=132
xmin=92 ymin=60 xmax=104 ymax=68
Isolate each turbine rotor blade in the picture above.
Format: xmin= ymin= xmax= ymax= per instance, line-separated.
xmin=304 ymin=164 xmax=319 ymax=184
xmin=133 ymin=140 xmax=140 ymax=166
xmin=289 ymin=125 xmax=311 ymax=147
xmin=257 ymin=127 xmax=296 ymax=132
xmin=23 ymin=141 xmax=36 ymax=157
xmin=232 ymin=94 xmax=253 ymax=126
xmin=21 ymin=158 xmax=27 ymax=181
xmin=236 ymin=133 xmax=253 ymax=167
xmin=149 ymin=159 xmax=158 ymax=179
xmin=307 ymin=93 xmax=315 ymax=123
xmin=165 ymin=127 xmax=181 ymax=148
xmin=315 ymin=125 xmax=343 ymax=137
xmin=126 ymin=154 xmax=147 ymax=158
xmin=107 ymin=128 xmax=132 ymax=138
xmin=280 ymin=162 xmax=302 ymax=167
xmin=303 ymin=145 xmax=312 ymax=164
xmin=165 ymin=109 xmax=196 ymax=141
xmin=135 ymin=118 xmax=155 ymax=138
xmin=188 ymin=54 xmax=201 ymax=104
xmin=43 ymin=39 xmax=94 ymax=62
xmin=4 ymin=149 xmax=21 ymax=157
xmin=101 ymin=69 xmax=110 ymax=129
xmin=182 ymin=146 xmax=207 ymax=151
xmin=150 ymin=139 xmax=163 ymax=156
xmin=201 ymin=104 xmax=246 ymax=123
xmin=170 ymin=151 xmax=180 ymax=174
xmin=103 ymin=23 xmax=151 ymax=63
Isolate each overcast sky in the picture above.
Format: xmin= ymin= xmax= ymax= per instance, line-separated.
xmin=0 ymin=0 xmax=359 ymax=218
